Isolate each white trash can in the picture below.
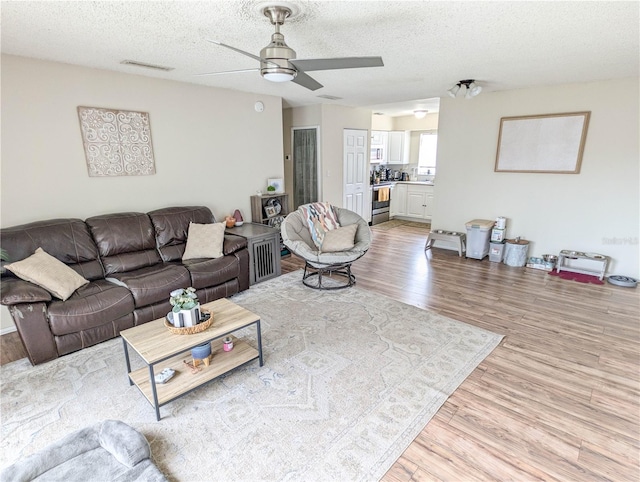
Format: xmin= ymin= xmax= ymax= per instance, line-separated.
xmin=465 ymin=219 xmax=495 ymax=260
xmin=504 ymin=239 xmax=530 ymax=267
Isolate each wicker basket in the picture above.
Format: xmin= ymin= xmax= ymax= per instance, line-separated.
xmin=164 ymin=309 xmax=213 ymax=335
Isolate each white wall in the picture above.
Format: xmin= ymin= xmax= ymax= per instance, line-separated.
xmin=320 ymin=105 xmax=372 ymax=207
xmin=1 ymin=54 xmax=284 ymax=331
xmin=283 ymin=104 xmax=371 ymax=209
xmin=433 ymin=78 xmax=639 ymax=277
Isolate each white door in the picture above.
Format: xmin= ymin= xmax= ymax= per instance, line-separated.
xmin=343 ymin=129 xmax=368 ymax=220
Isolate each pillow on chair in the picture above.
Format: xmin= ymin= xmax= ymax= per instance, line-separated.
xmin=320 ymin=224 xmax=358 ymax=253
xmin=300 ymin=202 xmax=340 ymax=249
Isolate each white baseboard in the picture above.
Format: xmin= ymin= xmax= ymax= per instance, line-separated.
xmin=1 ymin=325 xmax=17 ymax=336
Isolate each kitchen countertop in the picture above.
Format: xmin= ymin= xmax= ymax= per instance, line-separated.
xmin=371 ymin=181 xmax=435 ymax=186
xmin=394 ymin=181 xmax=435 ymax=186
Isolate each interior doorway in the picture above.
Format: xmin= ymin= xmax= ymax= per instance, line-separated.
xmin=292 ymin=127 xmax=320 ymax=209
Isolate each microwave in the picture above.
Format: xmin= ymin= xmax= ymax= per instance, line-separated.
xmin=371 ymin=148 xmax=383 ymax=160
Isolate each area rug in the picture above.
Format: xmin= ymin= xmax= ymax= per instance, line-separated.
xmin=0 ymin=271 xmax=502 ymax=481
xmin=548 ymin=269 xmax=605 ymax=285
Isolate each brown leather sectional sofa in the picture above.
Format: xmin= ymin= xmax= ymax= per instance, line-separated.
xmin=0 ymin=206 xmax=250 ymax=365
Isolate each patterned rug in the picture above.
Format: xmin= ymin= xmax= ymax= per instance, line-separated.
xmin=0 ymin=272 xmax=502 ymax=481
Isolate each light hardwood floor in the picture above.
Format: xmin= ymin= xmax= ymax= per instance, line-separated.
xmin=2 ymin=221 xmax=639 ymax=480
xmin=282 ymin=221 xmax=640 ymax=481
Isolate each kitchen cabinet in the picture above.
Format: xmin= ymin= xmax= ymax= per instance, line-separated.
xmin=371 ymin=131 xmax=386 ymax=146
xmin=390 ymin=183 xmax=406 ymax=217
xmin=387 ymin=131 xmax=405 ymax=164
xmin=425 ymin=193 xmax=434 ymax=218
xmin=391 ymin=183 xmax=434 ymax=221
xmin=370 ymin=130 xmax=388 ymax=164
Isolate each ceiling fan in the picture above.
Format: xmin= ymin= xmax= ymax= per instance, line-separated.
xmin=199 ymin=4 xmax=384 ymax=91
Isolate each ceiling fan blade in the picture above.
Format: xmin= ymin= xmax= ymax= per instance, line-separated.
xmin=195 ymin=68 xmax=259 ymax=77
xmin=292 ymin=71 xmax=323 ymax=91
xmin=290 ymin=56 xmax=384 ymax=72
xmin=205 ymin=39 xmax=281 ymax=68
xmin=205 ymin=39 xmax=265 ymax=63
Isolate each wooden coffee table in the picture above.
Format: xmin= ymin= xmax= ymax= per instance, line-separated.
xmin=120 ymin=298 xmax=263 ymax=421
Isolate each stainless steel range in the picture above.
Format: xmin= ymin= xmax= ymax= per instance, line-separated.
xmin=371 ymin=182 xmax=392 ymax=225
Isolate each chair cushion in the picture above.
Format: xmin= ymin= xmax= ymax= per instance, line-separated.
xmin=5 ymin=248 xmax=89 ymax=301
xmin=320 ymin=224 xmax=358 ymax=253
xmin=47 ymin=280 xmax=135 ymax=336
xmin=182 ymin=222 xmax=225 ymax=260
xmin=299 ymin=202 xmax=340 ymax=249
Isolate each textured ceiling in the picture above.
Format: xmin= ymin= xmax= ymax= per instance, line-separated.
xmin=2 ymin=1 xmax=638 ymax=116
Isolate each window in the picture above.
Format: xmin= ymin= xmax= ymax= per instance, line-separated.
xmin=418 ymin=131 xmax=438 ymax=175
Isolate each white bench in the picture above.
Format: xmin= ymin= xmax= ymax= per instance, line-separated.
xmin=425 ymin=230 xmax=466 ymax=257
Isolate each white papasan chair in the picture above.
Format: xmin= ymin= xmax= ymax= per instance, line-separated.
xmin=280 ymin=203 xmax=372 ymax=289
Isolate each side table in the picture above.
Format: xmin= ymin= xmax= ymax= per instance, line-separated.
xmin=226 ymin=223 xmax=281 ymax=284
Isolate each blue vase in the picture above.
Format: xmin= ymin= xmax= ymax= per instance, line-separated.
xmin=191 ymin=342 xmax=211 ymax=360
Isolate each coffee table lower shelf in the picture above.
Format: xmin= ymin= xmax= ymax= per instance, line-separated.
xmin=129 ymin=336 xmax=258 ymax=414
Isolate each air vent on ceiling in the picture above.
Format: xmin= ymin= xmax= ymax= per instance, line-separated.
xmin=120 ymin=60 xmax=174 ymax=72
xmin=317 ymin=94 xmax=343 ymax=100
xmin=373 ymin=112 xmax=385 ymax=115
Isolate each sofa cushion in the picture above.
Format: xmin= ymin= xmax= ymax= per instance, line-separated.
xmin=182 ymin=222 xmax=226 ymax=260
xmin=86 ymin=212 xmax=161 ymax=275
xmin=5 ymin=248 xmax=90 ymax=301
xmin=148 ymin=206 xmax=215 ymax=262
xmin=0 ymin=218 xmax=104 ymax=281
xmin=183 ymin=255 xmax=240 ymax=289
xmin=107 ymin=264 xmax=191 ymax=308
xmin=47 ymin=280 xmax=135 ymax=336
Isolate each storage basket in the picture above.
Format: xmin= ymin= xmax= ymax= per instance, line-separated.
xmin=164 ymin=309 xmax=213 ymax=335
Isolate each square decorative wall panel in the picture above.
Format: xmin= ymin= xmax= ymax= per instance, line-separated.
xmin=77 ymin=106 xmax=156 ymax=176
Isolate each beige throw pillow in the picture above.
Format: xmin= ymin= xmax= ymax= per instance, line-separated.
xmin=182 ymin=222 xmax=225 ymax=260
xmin=320 ymin=224 xmax=358 ymax=253
xmin=5 ymin=247 xmax=89 ymax=301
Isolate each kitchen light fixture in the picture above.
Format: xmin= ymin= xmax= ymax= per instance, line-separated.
xmin=447 ymin=79 xmax=482 ymax=99
xmin=413 ymin=110 xmax=428 ymax=119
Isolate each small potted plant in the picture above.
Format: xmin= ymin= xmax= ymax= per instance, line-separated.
xmin=267 ymin=185 xmax=276 ymax=193
xmin=169 ymin=287 xmax=201 ymax=328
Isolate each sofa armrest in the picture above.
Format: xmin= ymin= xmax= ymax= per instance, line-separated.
xmin=1 ymin=278 xmax=52 ymax=305
xmin=9 ymin=302 xmax=58 ymax=365
xmin=222 ymin=234 xmax=248 ymax=255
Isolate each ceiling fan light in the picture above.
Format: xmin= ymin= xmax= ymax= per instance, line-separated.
xmin=447 ymin=84 xmax=461 ymax=98
xmin=263 ymin=71 xmax=296 ymax=82
xmin=414 ymin=110 xmax=428 ymax=119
